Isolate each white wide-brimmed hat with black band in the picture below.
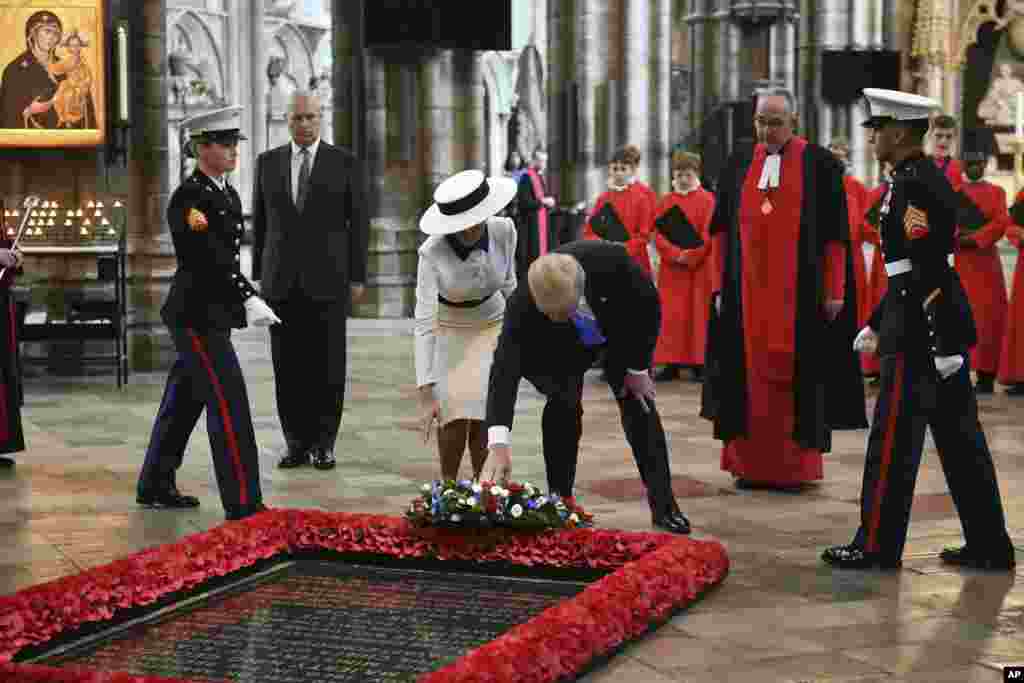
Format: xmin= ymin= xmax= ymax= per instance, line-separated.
xmin=419 ymin=170 xmax=518 ymax=236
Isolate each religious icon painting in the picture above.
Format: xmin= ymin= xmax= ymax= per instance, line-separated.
xmin=0 ymin=0 xmax=105 ymax=147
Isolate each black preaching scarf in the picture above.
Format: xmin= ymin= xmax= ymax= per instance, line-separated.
xmin=590 ymin=203 xmax=630 ymax=242
xmin=655 ymin=205 xmax=705 ymax=250
xmin=701 ymin=140 xmax=866 ymax=452
xmin=955 ymin=191 xmax=988 ymax=234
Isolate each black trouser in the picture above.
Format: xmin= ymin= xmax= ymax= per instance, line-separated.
xmin=268 ymin=295 xmax=347 ymax=453
xmin=853 ymin=353 xmax=1013 ymax=562
xmin=139 ymin=327 xmax=262 ymax=513
xmin=525 ymin=361 xmax=680 ymax=519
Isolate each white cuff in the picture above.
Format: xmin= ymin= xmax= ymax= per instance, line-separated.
xmin=487 ymin=426 xmax=510 ymax=447
xmin=627 ymin=368 xmax=648 ymax=375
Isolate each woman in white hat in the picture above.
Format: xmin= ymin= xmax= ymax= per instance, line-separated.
xmin=415 ymin=170 xmax=519 ymax=479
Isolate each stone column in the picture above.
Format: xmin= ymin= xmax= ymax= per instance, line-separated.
xmin=423 ymin=51 xmax=456 ymax=191
xmin=770 ymin=16 xmax=796 ymax=97
xmin=815 ymin=0 xmax=850 ymax=150
xmin=624 ymin=0 xmax=651 ymax=183
xmin=547 ymin=0 xmax=566 ymax=200
xmin=249 ymin=0 xmax=267 ymax=156
xmin=687 ymin=2 xmax=707 ymax=136
xmin=575 ymin=0 xmax=607 ymax=204
xmin=459 ymin=52 xmax=485 ymax=170
xmin=649 ymin=0 xmax=672 ymax=193
xmin=126 ymin=0 xmax=172 ymax=370
xmin=716 ymin=15 xmax=741 ymax=102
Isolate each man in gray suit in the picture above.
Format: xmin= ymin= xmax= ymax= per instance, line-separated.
xmin=252 ymin=90 xmax=369 ymax=470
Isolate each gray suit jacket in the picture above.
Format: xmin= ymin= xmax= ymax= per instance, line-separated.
xmin=251 ymin=141 xmax=369 ymax=302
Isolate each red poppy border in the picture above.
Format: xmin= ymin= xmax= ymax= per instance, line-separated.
xmin=0 ymin=509 xmax=729 ymax=683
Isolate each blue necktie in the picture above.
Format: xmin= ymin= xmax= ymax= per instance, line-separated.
xmin=571 ymin=310 xmax=606 ymax=347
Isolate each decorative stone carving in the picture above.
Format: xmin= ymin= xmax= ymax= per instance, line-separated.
xmin=514 ymin=44 xmax=545 ymax=161
xmin=978 ymin=62 xmax=1024 ymax=126
xmin=955 ymin=0 xmax=1024 ymax=67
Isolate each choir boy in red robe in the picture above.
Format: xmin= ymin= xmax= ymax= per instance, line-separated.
xmin=702 ymin=90 xmax=865 ymax=490
xmin=956 ymin=150 xmax=1010 ymax=393
xmin=828 ymin=139 xmax=872 ymax=322
xmin=999 ymin=189 xmax=1024 ymax=394
xmin=859 ymin=173 xmax=891 ymax=378
xmin=930 ymin=115 xmax=963 ymax=191
xmin=652 ymin=151 xmax=715 ymax=382
xmin=583 ymin=144 xmax=654 ymax=274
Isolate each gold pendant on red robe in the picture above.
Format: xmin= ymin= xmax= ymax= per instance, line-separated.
xmin=761 ymin=198 xmax=773 ymax=215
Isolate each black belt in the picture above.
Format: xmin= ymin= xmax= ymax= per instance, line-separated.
xmin=438 ymin=292 xmax=494 ymax=308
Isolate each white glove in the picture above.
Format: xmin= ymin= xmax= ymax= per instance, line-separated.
xmin=244 ymin=296 xmax=281 ymax=327
xmin=852 ymin=326 xmax=878 ymax=354
xmin=935 ymin=354 xmax=964 ymax=379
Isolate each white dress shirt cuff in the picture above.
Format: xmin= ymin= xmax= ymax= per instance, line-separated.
xmin=487 ymin=426 xmax=510 ymax=447
xmin=626 ymin=368 xmax=648 ymax=375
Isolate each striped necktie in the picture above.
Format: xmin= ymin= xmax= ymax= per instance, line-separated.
xmin=296 ymin=146 xmax=311 ymax=211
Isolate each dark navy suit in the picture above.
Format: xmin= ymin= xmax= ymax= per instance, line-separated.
xmin=138 ymin=170 xmax=264 ymax=517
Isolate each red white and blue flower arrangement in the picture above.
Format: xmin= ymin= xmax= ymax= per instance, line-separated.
xmin=406 ymin=479 xmax=595 ymax=530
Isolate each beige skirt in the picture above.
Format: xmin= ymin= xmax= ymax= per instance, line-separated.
xmin=435 ymin=301 xmax=503 ymax=426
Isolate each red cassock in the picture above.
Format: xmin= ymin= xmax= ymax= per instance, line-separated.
xmin=859 ymin=182 xmax=889 ymax=375
xmin=955 ymin=181 xmax=1009 ymax=376
xmin=712 ymin=138 xmax=846 ymax=485
xmin=652 ymin=188 xmax=715 ymax=367
xmin=998 ymin=192 xmax=1024 ymax=385
xmin=583 ymin=183 xmax=654 ymax=274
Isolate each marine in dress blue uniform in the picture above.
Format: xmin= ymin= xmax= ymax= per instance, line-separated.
xmin=137 ymin=106 xmax=280 ymax=521
xmin=822 ymin=90 xmax=1015 ymax=570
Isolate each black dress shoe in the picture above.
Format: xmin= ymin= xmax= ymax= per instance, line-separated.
xmin=225 ymin=502 xmax=268 ymax=521
xmin=975 ymin=378 xmax=995 ymax=394
xmin=940 ymin=544 xmax=1015 ymax=570
xmin=137 ymin=489 xmax=200 ymax=509
xmin=821 ymin=544 xmax=901 ymax=569
xmin=277 ymin=448 xmax=310 ymax=469
xmin=653 ymin=365 xmax=681 ymax=382
xmin=653 ymin=514 xmax=691 ymax=534
xmin=690 ymin=366 xmax=704 ymax=382
xmin=312 ymin=448 xmax=336 ymax=470
xmin=0 ymin=456 xmax=13 ymax=468
xmin=1006 ymin=383 xmax=1024 ymax=396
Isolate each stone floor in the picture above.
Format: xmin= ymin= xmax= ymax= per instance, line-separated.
xmin=1 ymin=320 xmax=1023 ymax=682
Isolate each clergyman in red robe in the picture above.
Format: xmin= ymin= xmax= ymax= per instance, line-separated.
xmin=999 ymin=189 xmax=1024 ymax=394
xmin=956 ymin=152 xmax=1009 ymax=393
xmin=652 ymin=151 xmax=715 ymax=381
xmin=701 ymin=91 xmax=866 ymax=490
xmin=583 ymin=144 xmax=654 ymax=275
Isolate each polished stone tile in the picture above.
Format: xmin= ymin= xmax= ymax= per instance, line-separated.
xmin=0 ymin=319 xmax=1021 ymax=681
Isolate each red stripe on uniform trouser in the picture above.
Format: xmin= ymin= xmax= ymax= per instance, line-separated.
xmin=187 ymin=329 xmax=248 ymax=507
xmin=866 ymin=353 xmax=905 ymax=553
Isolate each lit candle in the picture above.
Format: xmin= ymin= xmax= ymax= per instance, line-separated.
xmin=64 ymin=219 xmax=72 ymax=227
xmin=86 ymin=200 xmax=94 ymax=208
xmin=101 ymin=217 xmax=110 ymax=226
xmin=1017 ymin=92 xmax=1023 ymax=139
xmin=96 ymin=201 xmax=104 ymax=208
xmin=113 ymin=199 xmax=123 ymax=208
xmin=116 ymin=24 xmax=129 ymax=123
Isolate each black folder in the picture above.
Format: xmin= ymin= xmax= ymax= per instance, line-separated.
xmin=955 ymin=191 xmax=987 ymax=234
xmin=655 ymin=205 xmax=704 ymax=250
xmin=590 ymin=203 xmax=630 ymax=242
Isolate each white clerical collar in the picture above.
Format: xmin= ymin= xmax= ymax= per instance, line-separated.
xmin=758 ymin=151 xmax=781 ymax=190
xmin=607 ymin=176 xmax=634 ymax=193
xmin=291 ymin=138 xmax=321 ymax=160
xmin=674 ymin=183 xmax=701 ymax=195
